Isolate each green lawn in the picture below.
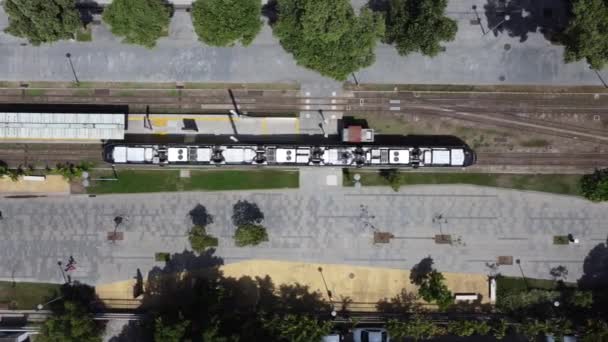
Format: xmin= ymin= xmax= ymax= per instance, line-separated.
xmin=344 ymin=171 xmax=583 ymax=196
xmin=87 ymin=169 xmax=299 ymax=194
xmin=0 ymin=281 xmax=61 ymax=310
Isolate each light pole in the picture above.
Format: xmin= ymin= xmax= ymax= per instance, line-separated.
xmin=484 ymin=14 xmax=510 ymax=35
xmin=57 ymin=261 xmax=68 ymax=284
xmin=317 ymin=267 xmax=337 ymax=317
xmin=37 ymin=296 xmax=63 ymax=311
xmin=65 ymin=53 xmax=80 ymax=85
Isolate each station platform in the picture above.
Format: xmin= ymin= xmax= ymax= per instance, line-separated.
xmin=126 ymin=113 xmax=340 ymax=136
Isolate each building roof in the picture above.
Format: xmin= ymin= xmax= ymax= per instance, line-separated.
xmin=0 ymin=112 xmax=125 ymax=140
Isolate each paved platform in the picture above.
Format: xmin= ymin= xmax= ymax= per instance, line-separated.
xmin=0 ymin=185 xmax=605 ymax=287
xmin=127 ymin=114 xmax=301 ymax=136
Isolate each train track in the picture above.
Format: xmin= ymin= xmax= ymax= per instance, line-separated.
xmin=2 ymin=91 xmax=608 ymax=145
xmin=0 ymin=144 xmax=104 ymax=167
xmin=477 ymin=152 xmax=608 ymax=167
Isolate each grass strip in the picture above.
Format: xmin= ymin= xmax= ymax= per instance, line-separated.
xmin=0 ymin=281 xmax=61 ymax=310
xmin=87 ymin=169 xmax=299 ymax=194
xmin=344 ymin=171 xmax=582 ymax=196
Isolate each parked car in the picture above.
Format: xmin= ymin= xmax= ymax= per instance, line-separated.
xmin=321 ymin=332 xmax=342 ymax=342
xmin=352 ymin=328 xmax=390 ymax=342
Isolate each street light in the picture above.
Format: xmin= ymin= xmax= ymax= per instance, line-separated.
xmin=65 ymin=53 xmax=80 ymax=85
xmin=37 ymin=296 xmax=63 ymax=311
xmin=484 ymin=14 xmax=511 ymax=35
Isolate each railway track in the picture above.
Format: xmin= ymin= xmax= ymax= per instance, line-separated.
xmin=477 ymin=153 xmax=608 ymax=167
xmin=0 ymin=144 xmax=104 ymax=167
xmin=1 ymin=91 xmax=608 ymax=145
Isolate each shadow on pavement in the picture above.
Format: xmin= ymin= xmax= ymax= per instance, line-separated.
xmin=483 ymin=0 xmax=571 ymax=42
xmin=111 ymin=249 xmax=332 ymax=341
xmin=578 ymin=237 xmax=608 ymax=317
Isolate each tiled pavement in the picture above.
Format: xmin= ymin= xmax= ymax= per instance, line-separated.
xmin=0 ymin=185 xmax=606 ymax=285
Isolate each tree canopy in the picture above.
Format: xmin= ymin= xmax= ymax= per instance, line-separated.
xmin=272 ymin=0 xmax=385 ymax=80
xmin=102 ymin=0 xmax=171 ymax=48
xmin=264 ymin=315 xmax=333 ymax=342
xmin=580 ymin=168 xmax=608 ymax=201
xmin=563 ymin=0 xmax=608 ymax=70
xmin=154 ymin=317 xmax=189 ymax=342
xmin=2 ymin=0 xmax=81 ymax=45
xmin=381 ymin=0 xmax=457 ymax=57
xmin=191 ymin=0 xmax=262 ymax=46
xmin=37 ymin=301 xmax=101 ymax=342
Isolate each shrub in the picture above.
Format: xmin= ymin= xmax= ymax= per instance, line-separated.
xmin=580 ymin=168 xmax=608 ymax=201
xmin=234 ymin=224 xmax=268 ymax=247
xmin=189 ymin=225 xmax=218 ymax=253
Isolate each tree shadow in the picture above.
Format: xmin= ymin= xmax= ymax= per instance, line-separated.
xmin=376 ymin=289 xmax=422 ymax=313
xmin=410 ymin=256 xmax=434 ymax=285
xmin=261 ymin=0 xmax=279 ymax=25
xmin=108 ymin=320 xmax=151 ymax=342
xmin=112 ymin=249 xmax=332 ymax=341
xmin=578 ymin=238 xmax=608 ymax=317
xmin=232 ymin=200 xmax=264 ymax=226
xmin=483 ymin=0 xmax=571 ymax=42
xmin=189 ymin=204 xmax=214 ymax=227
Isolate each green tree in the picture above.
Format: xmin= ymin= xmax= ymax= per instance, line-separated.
xmin=447 ymin=320 xmax=491 ymax=337
xmin=154 ymin=317 xmax=189 ymax=342
xmin=272 ymin=0 xmax=385 ymax=80
xmin=381 ymin=0 xmax=457 ymax=57
xmin=264 ymin=315 xmax=332 ymax=342
xmin=490 ymin=319 xmax=509 ymax=340
xmin=517 ymin=320 xmax=551 ymax=342
xmin=3 ymin=0 xmax=81 ymax=45
xmin=582 ymin=319 xmax=608 ymax=342
xmin=189 ymin=225 xmax=219 ymax=252
xmin=417 ymin=270 xmax=453 ymax=310
xmin=102 ymin=0 xmax=170 ymax=48
xmin=563 ymin=0 xmax=608 ymax=70
xmin=234 ymin=224 xmax=268 ymax=246
xmin=387 ymin=316 xmax=446 ymax=341
xmin=37 ymin=301 xmax=101 ymax=342
xmin=580 ymin=168 xmax=608 ymax=202
xmin=191 ymin=0 xmax=262 ymax=46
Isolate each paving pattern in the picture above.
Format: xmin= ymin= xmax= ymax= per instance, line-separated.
xmin=0 ymin=184 xmax=606 ymax=286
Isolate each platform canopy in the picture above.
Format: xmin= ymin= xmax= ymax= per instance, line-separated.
xmin=0 ymin=112 xmax=125 ymax=140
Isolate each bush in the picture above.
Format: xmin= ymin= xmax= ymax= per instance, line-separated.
xmin=53 ymin=162 xmax=92 ymax=181
xmin=102 ymin=0 xmax=170 ymax=48
xmin=3 ymin=0 xmax=82 ymax=45
xmin=447 ymin=320 xmax=491 ymax=337
xmin=191 ymin=0 xmax=262 ymax=46
xmin=580 ymin=169 xmax=608 ymax=201
xmin=189 ymin=225 xmax=218 ymax=253
xmin=272 ymin=0 xmax=384 ymax=80
xmin=563 ymin=0 xmax=608 ymax=70
xmin=234 ymin=224 xmax=268 ymax=247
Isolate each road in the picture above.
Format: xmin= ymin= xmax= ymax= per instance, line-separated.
xmin=0 ymin=183 xmax=605 ymax=288
xmin=0 ymin=2 xmax=607 ymax=89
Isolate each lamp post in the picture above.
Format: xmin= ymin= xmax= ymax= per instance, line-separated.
xmin=37 ymin=296 xmax=63 ymax=311
xmin=65 ymin=53 xmax=80 ymax=85
xmin=484 ymin=14 xmax=511 ymax=35
xmin=317 ymin=267 xmax=337 ymax=317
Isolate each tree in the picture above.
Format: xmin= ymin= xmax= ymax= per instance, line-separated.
xmin=189 ymin=225 xmax=219 ymax=253
xmin=380 ymin=0 xmax=457 ymax=57
xmin=517 ymin=319 xmax=551 ymax=342
xmin=567 ymin=290 xmax=594 ymax=309
xmin=387 ymin=316 xmax=446 ymax=341
xmin=264 ymin=315 xmax=333 ymax=342
xmin=232 ymin=200 xmax=264 ymax=226
xmin=191 ymin=0 xmax=262 ymax=46
xmin=37 ymin=301 xmax=101 ymax=342
xmin=490 ymin=319 xmax=509 ymax=340
xmin=154 ymin=317 xmax=189 ymax=342
xmin=581 ymin=319 xmax=608 ymax=342
xmin=563 ymin=0 xmax=608 ymax=70
xmin=234 ymin=224 xmax=268 ymax=246
xmin=376 ymin=289 xmax=421 ymax=313
xmin=102 ymin=0 xmax=170 ymax=48
xmin=580 ymin=169 xmax=608 ymax=202
xmin=2 ymin=0 xmax=81 ymax=45
xmin=447 ymin=320 xmax=491 ymax=337
xmin=272 ymin=0 xmax=385 ymax=80
xmin=418 ymin=270 xmax=453 ymax=310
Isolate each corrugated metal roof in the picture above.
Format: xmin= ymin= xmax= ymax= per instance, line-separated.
xmin=0 ymin=113 xmax=125 ymax=140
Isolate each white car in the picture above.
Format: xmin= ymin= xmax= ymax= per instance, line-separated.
xmin=352 ymin=328 xmax=390 ymax=342
xmin=321 ymin=333 xmax=341 ymax=342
